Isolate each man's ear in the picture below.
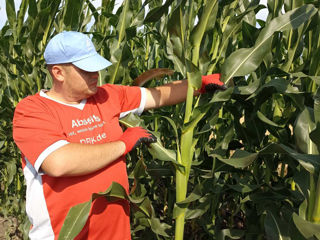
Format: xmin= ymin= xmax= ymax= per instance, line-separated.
xmin=50 ymin=65 xmax=65 ymax=82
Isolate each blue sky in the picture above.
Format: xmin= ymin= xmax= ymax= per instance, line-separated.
xmin=0 ymin=0 xmax=268 ymax=29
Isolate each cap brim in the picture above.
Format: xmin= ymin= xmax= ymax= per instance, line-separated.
xmin=72 ymin=53 xmax=112 ymax=72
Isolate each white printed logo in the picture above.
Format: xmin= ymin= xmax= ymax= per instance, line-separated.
xmin=80 ymin=133 xmax=106 ymax=144
xmin=72 ymin=115 xmax=101 ymax=128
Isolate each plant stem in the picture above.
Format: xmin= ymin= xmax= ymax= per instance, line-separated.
xmin=175 ymin=130 xmax=193 ymax=240
xmin=308 ymin=173 xmax=316 ymax=221
xmin=175 ymin=168 xmax=188 ymax=240
xmin=175 ymin=72 xmax=194 ymax=239
xmin=312 ymin=172 xmax=320 ymax=223
xmin=184 ymin=78 xmax=194 ymax=123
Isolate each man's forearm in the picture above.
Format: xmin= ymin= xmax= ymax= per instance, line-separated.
xmin=145 ymin=80 xmax=189 ymax=110
xmin=144 ymin=74 xmax=224 ymax=110
xmin=41 ymin=141 xmax=126 ymax=177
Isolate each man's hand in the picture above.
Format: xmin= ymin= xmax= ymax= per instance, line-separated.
xmin=199 ymin=74 xmax=227 ymax=94
xmin=118 ymin=127 xmax=157 ymax=155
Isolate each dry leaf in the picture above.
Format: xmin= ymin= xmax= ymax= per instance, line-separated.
xmin=133 ymin=68 xmax=175 ymax=86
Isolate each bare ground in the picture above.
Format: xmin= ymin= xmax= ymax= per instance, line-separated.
xmin=0 ymin=217 xmax=22 ymax=240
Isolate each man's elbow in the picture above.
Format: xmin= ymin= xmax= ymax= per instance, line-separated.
xmin=41 ymin=156 xmax=68 ymax=177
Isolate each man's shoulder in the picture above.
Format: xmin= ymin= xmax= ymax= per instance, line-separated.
xmin=15 ymin=92 xmax=46 ymax=112
xmin=95 ymin=84 xmax=125 ymax=96
xmin=16 ymin=92 xmax=39 ymax=104
xmin=99 ymin=83 xmax=124 ymax=90
xmin=98 ymin=83 xmax=139 ymax=93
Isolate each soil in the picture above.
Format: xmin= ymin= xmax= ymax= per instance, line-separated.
xmin=0 ymin=216 xmax=21 ymax=240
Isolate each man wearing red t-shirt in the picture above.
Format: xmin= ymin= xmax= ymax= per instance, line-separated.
xmin=12 ymin=31 xmax=226 ymax=240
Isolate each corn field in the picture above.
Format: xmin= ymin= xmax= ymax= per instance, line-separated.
xmin=1 ymin=0 xmax=320 ymax=239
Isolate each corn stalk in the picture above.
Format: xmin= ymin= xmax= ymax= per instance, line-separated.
xmin=172 ymin=1 xmax=219 ymax=239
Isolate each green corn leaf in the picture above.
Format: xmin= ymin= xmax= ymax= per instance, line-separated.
xmin=58 ymin=201 xmax=91 ymax=240
xmin=176 ymin=184 xmax=203 ymax=206
xmin=162 ymin=115 xmax=181 ymax=156
xmin=185 ymin=205 xmax=209 ymax=220
xmin=166 ymin=1 xmax=186 ymax=76
xmin=309 ymin=47 xmax=320 ymax=77
xmin=162 ymin=116 xmax=179 ymax=144
xmin=108 ymin=42 xmax=133 ymax=84
xmin=281 ymin=24 xmax=307 ymax=72
xmin=298 ymin=199 xmax=308 ymax=219
xmin=293 ymin=213 xmax=320 ymax=239
xmin=16 ymin=0 xmax=28 ymax=37
xmin=27 ymin=0 xmax=37 ymax=20
xmin=264 ymin=211 xmax=291 ymax=240
xmin=216 ymin=229 xmax=244 ymax=240
xmin=120 ymin=114 xmax=183 ymax=171
xmin=130 ymin=158 xmax=147 ymax=180
xmin=247 ymin=78 xmax=291 ymax=100
xmin=85 ymin=0 xmax=99 ymax=23
xmin=314 ymin=87 xmax=320 ymax=124
xmin=227 ymin=183 xmax=260 ymax=194
xmin=59 ymin=182 xmax=129 ymax=239
xmin=148 ymin=137 xmax=185 ymax=173
xmin=185 ymin=58 xmax=201 ymax=89
xmin=221 ymin=4 xmax=317 ymax=84
xmin=116 ymin=0 xmax=132 ymax=47
xmin=148 ymin=137 xmax=176 ymax=163
xmin=173 ymin=195 xmax=210 ymax=220
xmin=92 ymin=182 xmax=129 ymax=201
xmin=167 ymin=0 xmax=186 ymax=40
xmin=259 ymin=143 xmax=320 ymax=174
xmin=166 ymin=35 xmax=186 ymax=77
xmin=59 ymin=182 xmax=153 ymax=239
xmin=183 ymin=104 xmax=212 ymax=134
xmin=210 ymin=143 xmax=320 ymax=172
xmin=233 ymin=74 xmax=260 ymax=95
xmin=29 ymin=1 xmax=61 ymax=49
xmin=5 ymin=160 xmax=16 ymax=186
xmin=5 ymin=0 xmax=16 ymax=27
xmin=294 ymin=107 xmax=318 ymax=154
xmin=211 ymin=150 xmax=259 ymax=168
xmin=190 ymin=0 xmax=218 ymax=64
xmin=131 ymin=196 xmax=152 ymax=217
xmin=291 ymin=72 xmax=320 ymax=83
xmin=148 ymin=217 xmax=171 ymax=237
xmin=144 ymin=0 xmax=174 ymax=23
xmin=310 ymin=123 xmax=320 ymax=152
xmin=257 ymin=110 xmax=285 ymax=127
xmin=63 ymin=0 xmax=85 ymax=31
xmin=119 ymin=112 xmax=145 ymax=127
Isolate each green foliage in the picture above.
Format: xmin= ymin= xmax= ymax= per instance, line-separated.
xmin=1 ymin=0 xmax=320 ymax=239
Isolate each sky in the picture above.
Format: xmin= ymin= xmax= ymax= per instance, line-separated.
xmin=0 ymin=0 xmax=269 ymax=29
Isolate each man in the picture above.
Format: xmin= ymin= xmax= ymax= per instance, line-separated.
xmin=12 ymin=31 xmax=225 ymax=240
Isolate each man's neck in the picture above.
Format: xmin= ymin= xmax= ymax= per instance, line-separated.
xmin=46 ymin=89 xmax=83 ymax=105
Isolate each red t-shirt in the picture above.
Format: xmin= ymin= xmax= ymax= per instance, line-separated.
xmin=13 ymin=84 xmax=146 ymax=240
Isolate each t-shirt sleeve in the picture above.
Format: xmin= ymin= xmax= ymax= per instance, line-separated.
xmin=13 ymin=97 xmax=69 ymax=172
xmin=106 ymin=85 xmax=146 ymax=119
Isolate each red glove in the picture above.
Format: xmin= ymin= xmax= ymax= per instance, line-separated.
xmin=199 ymin=74 xmax=227 ymax=94
xmin=118 ymin=127 xmax=157 ymax=155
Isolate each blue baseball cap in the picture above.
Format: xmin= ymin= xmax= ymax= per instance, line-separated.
xmin=44 ymin=31 xmax=112 ymax=72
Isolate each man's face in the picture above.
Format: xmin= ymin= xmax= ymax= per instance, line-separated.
xmin=61 ymin=64 xmax=100 ymax=101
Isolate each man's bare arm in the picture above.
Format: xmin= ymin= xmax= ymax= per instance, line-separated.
xmin=144 ymin=74 xmax=226 ymax=110
xmin=41 ymin=127 xmax=156 ymax=177
xmin=145 ymin=80 xmax=195 ymax=110
xmin=41 ymin=141 xmax=126 ymax=177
